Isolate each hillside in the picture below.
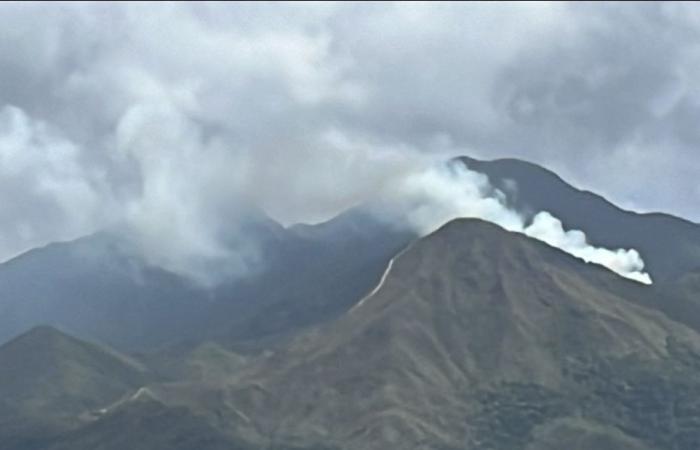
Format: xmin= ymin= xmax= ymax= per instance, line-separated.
xmin=0 ymin=326 xmax=153 ymax=449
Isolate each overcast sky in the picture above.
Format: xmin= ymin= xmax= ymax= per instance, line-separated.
xmin=1 ymin=2 xmax=699 ymax=266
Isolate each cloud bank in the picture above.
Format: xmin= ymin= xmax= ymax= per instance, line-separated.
xmin=0 ymin=2 xmax=693 ymax=284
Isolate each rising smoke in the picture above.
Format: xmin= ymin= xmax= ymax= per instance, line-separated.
xmin=380 ymin=161 xmax=652 ymax=284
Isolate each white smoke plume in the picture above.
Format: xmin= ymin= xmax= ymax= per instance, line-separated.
xmin=524 ymin=211 xmax=651 ymax=284
xmin=381 ymin=161 xmax=652 ymax=284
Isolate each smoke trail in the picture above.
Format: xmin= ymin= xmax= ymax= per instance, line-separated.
xmin=377 ymin=160 xmax=652 ymax=284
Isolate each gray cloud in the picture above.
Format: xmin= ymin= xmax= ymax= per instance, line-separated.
xmin=0 ymin=2 xmax=698 ymax=279
xmin=0 ymin=105 xmax=111 ymax=259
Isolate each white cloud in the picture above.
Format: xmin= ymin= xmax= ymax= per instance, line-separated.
xmin=0 ymin=105 xmax=108 ymax=259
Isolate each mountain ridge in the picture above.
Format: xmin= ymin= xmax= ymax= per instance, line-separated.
xmin=7 ymin=217 xmax=700 ymax=449
xmin=462 ymin=156 xmax=700 ymax=225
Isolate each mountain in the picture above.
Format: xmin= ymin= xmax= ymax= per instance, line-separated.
xmin=0 ymin=326 xmax=153 ymax=449
xmin=215 ymin=208 xmax=411 ymax=343
xmin=454 ymin=156 xmax=700 ymax=342
xmin=7 ymin=218 xmax=700 ymax=449
xmin=0 ymin=210 xmax=410 ymax=351
xmin=215 ymin=219 xmax=700 ymax=450
xmin=0 ymin=232 xmax=214 ymax=351
xmin=458 ymin=156 xmax=700 ymax=282
xmin=3 ymin=155 xmax=699 ymax=354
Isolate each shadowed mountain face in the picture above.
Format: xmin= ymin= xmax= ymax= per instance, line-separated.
xmin=0 ymin=233 xmax=209 ymax=351
xmin=458 ymin=156 xmax=700 ymax=282
xmin=0 ymin=210 xmax=410 ymax=351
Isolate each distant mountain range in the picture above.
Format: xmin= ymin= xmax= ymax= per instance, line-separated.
xmin=0 ymin=207 xmax=411 ymax=351
xmin=3 ymin=156 xmax=700 ymax=449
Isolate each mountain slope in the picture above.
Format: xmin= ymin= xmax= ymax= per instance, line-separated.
xmin=0 ymin=233 xmax=208 ymax=350
xmin=0 ymin=326 xmax=153 ymax=449
xmin=220 ymin=219 xmax=700 ymax=450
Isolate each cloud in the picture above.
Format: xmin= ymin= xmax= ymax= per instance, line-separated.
xmin=0 ymin=3 xmax=693 ymax=282
xmin=114 ymin=103 xmax=261 ymax=284
xmin=0 ymin=105 xmax=109 ymax=259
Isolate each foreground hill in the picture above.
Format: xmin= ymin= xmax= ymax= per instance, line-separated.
xmin=0 ymin=326 xmax=153 ymax=449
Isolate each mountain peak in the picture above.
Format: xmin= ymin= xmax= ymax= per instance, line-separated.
xmin=224 ymin=216 xmax=700 ymax=449
xmin=431 ymin=216 xmax=505 ymax=235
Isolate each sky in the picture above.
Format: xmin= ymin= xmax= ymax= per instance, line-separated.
xmin=0 ymin=2 xmax=698 ymax=278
